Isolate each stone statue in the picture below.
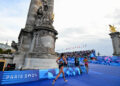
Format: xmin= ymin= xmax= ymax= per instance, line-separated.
xmin=35 ymin=0 xmax=53 ymax=27
xmin=11 ymin=41 xmax=18 ymax=51
xmin=43 ymin=0 xmax=48 ymax=11
xmin=37 ymin=6 xmax=43 ymax=18
xmin=35 ymin=6 xmax=43 ymax=26
xmin=109 ymin=25 xmax=117 ymax=33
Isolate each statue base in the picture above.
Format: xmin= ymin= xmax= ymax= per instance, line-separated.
xmin=23 ymin=58 xmax=58 ymax=70
xmin=14 ymin=25 xmax=58 ymax=70
xmin=109 ymin=32 xmax=120 ymax=56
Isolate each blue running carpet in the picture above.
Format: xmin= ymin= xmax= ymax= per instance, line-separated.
xmin=2 ymin=64 xmax=120 ymax=86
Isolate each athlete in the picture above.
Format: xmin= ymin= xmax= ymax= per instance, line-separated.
xmin=84 ymin=57 xmax=89 ymax=74
xmin=75 ymin=55 xmax=82 ymax=74
xmin=52 ymin=53 xmax=68 ymax=85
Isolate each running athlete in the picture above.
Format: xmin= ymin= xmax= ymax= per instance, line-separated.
xmin=84 ymin=57 xmax=89 ymax=74
xmin=75 ymin=55 xmax=82 ymax=74
xmin=52 ymin=53 xmax=68 ymax=85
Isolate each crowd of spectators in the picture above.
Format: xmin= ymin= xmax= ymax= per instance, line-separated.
xmin=57 ymin=50 xmax=96 ymax=67
xmin=58 ymin=49 xmax=96 ymax=59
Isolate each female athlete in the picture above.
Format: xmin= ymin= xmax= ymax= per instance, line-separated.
xmin=52 ymin=53 xmax=68 ymax=85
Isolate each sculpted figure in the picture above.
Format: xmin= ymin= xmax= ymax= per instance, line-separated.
xmin=35 ymin=6 xmax=44 ymax=26
xmin=43 ymin=0 xmax=48 ymax=11
xmin=35 ymin=0 xmax=53 ymax=27
xmin=109 ymin=25 xmax=117 ymax=33
xmin=11 ymin=41 xmax=18 ymax=51
xmin=37 ymin=6 xmax=43 ymax=18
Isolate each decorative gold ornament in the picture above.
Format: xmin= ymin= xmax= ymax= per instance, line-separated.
xmin=109 ymin=25 xmax=117 ymax=33
xmin=52 ymin=13 xmax=54 ymax=20
xmin=39 ymin=0 xmax=42 ymax=6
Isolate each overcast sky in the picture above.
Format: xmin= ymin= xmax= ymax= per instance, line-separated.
xmin=0 ymin=0 xmax=120 ymax=56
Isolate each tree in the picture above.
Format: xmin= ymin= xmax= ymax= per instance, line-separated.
xmin=0 ymin=48 xmax=3 ymax=54
xmin=6 ymin=49 xmax=12 ymax=54
xmin=3 ymin=49 xmax=12 ymax=54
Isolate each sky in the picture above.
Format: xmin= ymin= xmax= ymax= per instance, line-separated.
xmin=0 ymin=0 xmax=120 ymax=56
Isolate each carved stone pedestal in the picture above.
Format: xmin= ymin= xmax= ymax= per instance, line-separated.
xmin=22 ymin=27 xmax=58 ymax=69
xmin=23 ymin=58 xmax=58 ymax=69
xmin=109 ymin=32 xmax=120 ymax=56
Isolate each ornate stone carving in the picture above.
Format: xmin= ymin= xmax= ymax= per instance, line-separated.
xmin=35 ymin=0 xmax=53 ymax=27
xmin=11 ymin=41 xmax=18 ymax=51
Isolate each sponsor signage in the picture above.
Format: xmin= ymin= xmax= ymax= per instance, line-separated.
xmin=0 ymin=70 xmax=39 ymax=84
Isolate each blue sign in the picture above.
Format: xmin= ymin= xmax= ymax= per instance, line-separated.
xmin=0 ymin=66 xmax=86 ymax=85
xmin=1 ymin=70 xmax=39 ymax=85
xmin=90 ymin=53 xmax=96 ymax=58
xmin=90 ymin=56 xmax=120 ymax=66
xmin=39 ymin=68 xmax=59 ymax=79
xmin=0 ymin=71 xmax=3 ymax=84
xmin=39 ymin=67 xmax=83 ymax=80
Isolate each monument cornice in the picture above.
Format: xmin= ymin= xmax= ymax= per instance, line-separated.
xmin=109 ymin=32 xmax=120 ymax=38
xmin=18 ymin=29 xmax=32 ymax=39
xmin=33 ymin=26 xmax=58 ymax=35
xmin=109 ymin=32 xmax=120 ymax=35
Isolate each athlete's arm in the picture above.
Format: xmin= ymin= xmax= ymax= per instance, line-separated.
xmin=63 ymin=57 xmax=67 ymax=64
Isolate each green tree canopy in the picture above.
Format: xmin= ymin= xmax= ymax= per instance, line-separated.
xmin=0 ymin=48 xmax=3 ymax=54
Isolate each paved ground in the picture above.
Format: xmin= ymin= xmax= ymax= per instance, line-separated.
xmin=3 ymin=64 xmax=120 ymax=86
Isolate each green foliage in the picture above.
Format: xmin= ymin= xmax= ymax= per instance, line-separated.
xmin=0 ymin=49 xmax=12 ymax=54
xmin=3 ymin=49 xmax=12 ymax=54
xmin=0 ymin=48 xmax=3 ymax=54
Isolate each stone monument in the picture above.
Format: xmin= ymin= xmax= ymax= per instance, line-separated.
xmin=13 ymin=0 xmax=58 ymax=69
xmin=109 ymin=25 xmax=120 ymax=56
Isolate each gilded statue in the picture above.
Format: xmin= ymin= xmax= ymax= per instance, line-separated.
xmin=109 ymin=25 xmax=117 ymax=33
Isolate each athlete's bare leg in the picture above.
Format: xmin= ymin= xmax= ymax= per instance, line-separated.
xmin=52 ymin=67 xmax=63 ymax=85
xmin=61 ymin=67 xmax=67 ymax=82
xmin=86 ymin=66 xmax=88 ymax=74
xmin=85 ymin=65 xmax=88 ymax=74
